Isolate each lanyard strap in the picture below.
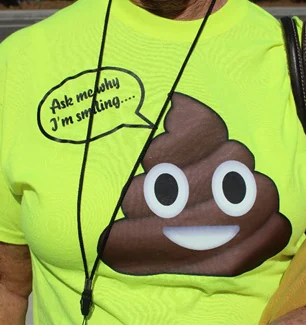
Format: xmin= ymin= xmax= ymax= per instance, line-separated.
xmin=78 ymin=0 xmax=217 ymax=322
xmin=281 ymin=16 xmax=306 ymax=133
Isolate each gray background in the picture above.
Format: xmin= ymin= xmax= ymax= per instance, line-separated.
xmin=1 ymin=8 xmax=306 ymax=42
xmin=0 ymin=6 xmax=304 ymax=325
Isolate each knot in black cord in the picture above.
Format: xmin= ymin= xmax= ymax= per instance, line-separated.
xmin=80 ymin=278 xmax=93 ymax=317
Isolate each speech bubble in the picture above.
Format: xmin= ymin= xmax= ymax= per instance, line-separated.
xmin=37 ymin=67 xmax=154 ymax=144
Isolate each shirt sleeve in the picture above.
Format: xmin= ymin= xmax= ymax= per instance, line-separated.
xmin=0 ymin=43 xmax=26 ymax=245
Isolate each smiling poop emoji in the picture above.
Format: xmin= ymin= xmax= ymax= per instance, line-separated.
xmin=98 ymin=93 xmax=292 ymax=277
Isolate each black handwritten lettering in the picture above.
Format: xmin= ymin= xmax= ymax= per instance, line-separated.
xmin=76 ymin=91 xmax=87 ymax=103
xmin=62 ymin=116 xmax=74 ymax=127
xmin=96 ymin=78 xmax=120 ymax=93
xmin=50 ymin=99 xmax=61 ymax=114
xmin=101 ymin=77 xmax=120 ymax=91
xmin=112 ymin=78 xmax=120 ymax=90
xmin=103 ymin=99 xmax=112 ymax=110
xmin=37 ymin=67 xmax=149 ymax=144
xmin=76 ymin=113 xmax=82 ymax=122
xmin=113 ymin=97 xmax=120 ymax=108
xmin=50 ymin=117 xmax=58 ymax=131
xmin=80 ymin=108 xmax=96 ymax=120
xmin=76 ymin=77 xmax=121 ymax=103
xmin=75 ymin=96 xmax=121 ymax=122
xmin=96 ymin=96 xmax=121 ymax=111
xmin=50 ymin=96 xmax=74 ymax=114
xmin=64 ymin=96 xmax=74 ymax=107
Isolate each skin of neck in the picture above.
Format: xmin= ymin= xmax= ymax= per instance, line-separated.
xmin=129 ymin=0 xmax=227 ymax=20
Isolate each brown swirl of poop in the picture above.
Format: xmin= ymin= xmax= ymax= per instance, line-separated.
xmin=98 ymin=93 xmax=292 ymax=276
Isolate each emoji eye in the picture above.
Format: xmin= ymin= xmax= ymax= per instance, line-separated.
xmin=212 ymin=160 xmax=257 ymax=217
xmin=144 ymin=163 xmax=189 ymax=219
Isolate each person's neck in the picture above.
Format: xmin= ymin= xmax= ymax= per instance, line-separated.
xmin=129 ymin=0 xmax=227 ymax=20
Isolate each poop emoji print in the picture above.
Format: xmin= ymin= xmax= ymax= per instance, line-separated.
xmin=99 ymin=93 xmax=292 ymax=277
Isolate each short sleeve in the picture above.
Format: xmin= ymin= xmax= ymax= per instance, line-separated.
xmin=0 ymin=43 xmax=26 ymax=245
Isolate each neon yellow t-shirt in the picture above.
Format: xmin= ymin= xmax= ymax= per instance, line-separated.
xmin=1 ymin=0 xmax=306 ymax=324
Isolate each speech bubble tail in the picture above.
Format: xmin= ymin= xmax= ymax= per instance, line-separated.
xmin=136 ymin=111 xmax=155 ymax=129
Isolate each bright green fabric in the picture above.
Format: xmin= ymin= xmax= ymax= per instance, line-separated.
xmin=0 ymin=0 xmax=306 ymax=324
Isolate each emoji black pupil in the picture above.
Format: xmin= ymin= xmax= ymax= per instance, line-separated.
xmin=154 ymin=173 xmax=179 ymax=206
xmin=222 ymin=172 xmax=246 ymax=204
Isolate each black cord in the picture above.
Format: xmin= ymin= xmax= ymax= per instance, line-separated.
xmin=78 ymin=0 xmax=217 ymax=321
xmin=77 ymin=0 xmax=113 ymax=320
xmin=169 ymin=0 xmax=217 ymax=99
xmin=95 ymin=0 xmax=217 ymax=273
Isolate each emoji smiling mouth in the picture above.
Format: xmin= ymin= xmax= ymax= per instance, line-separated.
xmin=162 ymin=225 xmax=240 ymax=251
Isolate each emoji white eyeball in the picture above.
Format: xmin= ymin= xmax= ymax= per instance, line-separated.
xmin=212 ymin=160 xmax=257 ymax=217
xmin=144 ymin=163 xmax=189 ymax=219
